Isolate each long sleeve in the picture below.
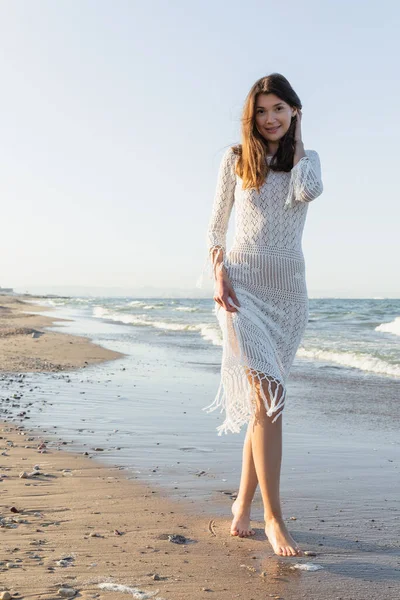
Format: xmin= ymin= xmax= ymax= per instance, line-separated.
xmin=196 ymin=148 xmax=236 ymax=288
xmin=285 ymin=149 xmax=323 ymax=209
xmin=207 ymin=147 xmax=236 ymax=254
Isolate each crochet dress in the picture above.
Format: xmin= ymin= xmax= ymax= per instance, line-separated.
xmin=201 ymin=147 xmax=323 ymax=435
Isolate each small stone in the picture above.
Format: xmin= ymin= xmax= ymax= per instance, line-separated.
xmin=19 ymin=471 xmax=29 ymax=479
xmin=28 ymin=470 xmax=42 ymax=477
xmin=94 ymin=447 xmax=104 ymax=451
xmin=58 ymin=589 xmax=77 ymax=598
xmin=168 ymin=534 xmax=187 ymax=544
xmin=0 ymin=592 xmax=12 ymax=600
xmin=152 ymin=574 xmax=160 ymax=580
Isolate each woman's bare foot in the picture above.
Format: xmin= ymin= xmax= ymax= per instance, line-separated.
xmin=264 ymin=515 xmax=302 ymax=556
xmin=230 ymin=499 xmax=256 ymax=537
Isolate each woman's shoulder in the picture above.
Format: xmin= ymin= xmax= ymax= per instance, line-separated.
xmin=304 ymin=148 xmax=320 ymax=159
xmin=220 ymin=144 xmax=241 ymax=158
xmin=218 ymin=145 xmax=241 ymax=170
xmin=230 ymin=144 xmax=242 ymax=156
xmin=223 ymin=144 xmax=241 ymax=165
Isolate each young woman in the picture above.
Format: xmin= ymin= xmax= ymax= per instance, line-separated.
xmin=202 ymin=73 xmax=323 ymax=557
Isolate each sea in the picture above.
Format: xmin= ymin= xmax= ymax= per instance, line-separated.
xmin=2 ymin=295 xmax=399 ymax=516
xmin=33 ymin=295 xmax=400 ymax=378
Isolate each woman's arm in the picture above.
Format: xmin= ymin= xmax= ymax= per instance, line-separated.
xmin=285 ymin=110 xmax=323 ymax=208
xmin=206 ymin=147 xmax=236 ymax=279
xmin=285 ymin=149 xmax=324 ymax=208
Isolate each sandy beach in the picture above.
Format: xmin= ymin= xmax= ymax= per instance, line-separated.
xmin=0 ymin=296 xmax=124 ymax=373
xmin=0 ymin=295 xmax=399 ymax=600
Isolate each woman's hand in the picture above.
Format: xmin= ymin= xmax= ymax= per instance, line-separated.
xmin=213 ymin=267 xmax=241 ymax=313
xmin=294 ymin=108 xmax=303 ymax=142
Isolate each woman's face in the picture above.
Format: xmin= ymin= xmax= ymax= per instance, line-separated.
xmin=254 ymin=93 xmax=297 ymax=142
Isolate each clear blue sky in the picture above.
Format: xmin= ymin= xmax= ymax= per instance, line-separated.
xmin=1 ymin=0 xmax=399 ymax=298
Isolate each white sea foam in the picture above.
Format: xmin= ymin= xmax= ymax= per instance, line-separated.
xmin=93 ymin=306 xmax=220 ymax=340
xmin=93 ymin=306 xmax=110 ymax=318
xmin=375 ymin=316 xmax=400 ymax=337
xmin=198 ymin=324 xmax=222 ymax=346
xmin=98 ymin=582 xmax=164 ymax=599
xmin=291 ymin=563 xmax=324 ymax=571
xmin=297 ymin=347 xmax=400 ymax=378
xmin=175 ymin=306 xmax=199 ymax=312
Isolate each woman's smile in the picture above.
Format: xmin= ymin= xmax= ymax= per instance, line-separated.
xmin=265 ymin=126 xmax=281 ymax=133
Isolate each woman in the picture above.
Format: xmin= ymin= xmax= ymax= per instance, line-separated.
xmin=202 ymin=73 xmax=323 ymax=557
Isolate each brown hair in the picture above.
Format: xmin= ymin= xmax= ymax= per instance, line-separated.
xmin=232 ymin=73 xmax=302 ymax=191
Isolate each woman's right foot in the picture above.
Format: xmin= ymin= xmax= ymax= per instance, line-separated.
xmin=264 ymin=515 xmax=302 ymax=556
xmin=230 ymin=499 xmax=255 ymax=537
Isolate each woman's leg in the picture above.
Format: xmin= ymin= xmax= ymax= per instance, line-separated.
xmin=230 ymin=420 xmax=258 ymax=537
xmin=250 ymin=375 xmax=302 ymax=556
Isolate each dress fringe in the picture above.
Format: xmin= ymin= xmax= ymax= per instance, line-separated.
xmin=203 ymin=366 xmax=286 ymax=436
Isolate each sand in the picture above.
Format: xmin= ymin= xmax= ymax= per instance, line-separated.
xmin=1 ymin=421 xmax=283 ymax=600
xmin=0 ymin=295 xmax=398 ymax=599
xmin=0 ymin=296 xmax=124 ymax=373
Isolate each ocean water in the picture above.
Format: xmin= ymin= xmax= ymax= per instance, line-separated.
xmin=34 ymin=295 xmax=400 ymax=379
xmin=3 ymin=295 xmax=399 ymax=512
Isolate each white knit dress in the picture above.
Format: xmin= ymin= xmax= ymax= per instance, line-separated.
xmin=201 ymin=147 xmax=323 ymax=435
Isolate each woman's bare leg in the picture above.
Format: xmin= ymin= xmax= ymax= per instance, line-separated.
xmin=230 ymin=420 xmax=258 ymax=537
xmin=250 ymin=376 xmax=302 ymax=556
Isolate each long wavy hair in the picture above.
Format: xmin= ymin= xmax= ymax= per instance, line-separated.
xmin=232 ymin=73 xmax=302 ymax=191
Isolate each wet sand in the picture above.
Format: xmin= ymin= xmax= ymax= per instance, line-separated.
xmin=0 ymin=295 xmax=399 ymax=599
xmin=0 ymin=295 xmax=124 ymax=372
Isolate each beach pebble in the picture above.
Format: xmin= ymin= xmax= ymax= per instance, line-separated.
xmin=56 ymin=555 xmax=75 ymax=567
xmin=58 ymin=588 xmax=77 ymax=598
xmin=28 ymin=470 xmax=42 ymax=477
xmin=0 ymin=592 xmax=12 ymax=600
xmin=19 ymin=472 xmax=29 ymax=479
xmin=304 ymin=550 xmax=317 ymax=556
xmin=168 ymin=534 xmax=187 ymax=544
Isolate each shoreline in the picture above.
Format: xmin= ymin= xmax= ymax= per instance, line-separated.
xmin=0 ymin=294 xmax=398 ymax=598
xmin=1 ymin=419 xmax=275 ymax=599
xmin=0 ymin=295 xmax=125 ymax=373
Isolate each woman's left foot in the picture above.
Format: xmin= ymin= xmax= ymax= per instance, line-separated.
xmin=230 ymin=499 xmax=255 ymax=537
xmin=264 ymin=515 xmax=302 ymax=556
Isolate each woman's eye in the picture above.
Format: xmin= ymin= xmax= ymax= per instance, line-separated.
xmin=257 ymin=107 xmax=283 ymax=113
